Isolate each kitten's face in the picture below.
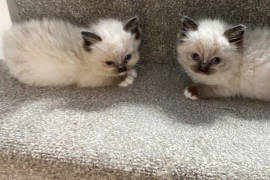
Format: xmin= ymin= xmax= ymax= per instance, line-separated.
xmin=178 ymin=37 xmax=237 ymax=76
xmin=177 ymin=16 xmax=245 ymax=83
xmin=88 ymin=38 xmax=140 ymax=76
xmin=82 ymin=17 xmax=141 ymax=76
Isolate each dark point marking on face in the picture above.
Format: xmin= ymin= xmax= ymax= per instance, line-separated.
xmin=81 ymin=31 xmax=102 ymax=51
xmin=116 ymin=62 xmax=128 ymax=73
xmin=118 ymin=66 xmax=127 ymax=73
xmin=199 ymin=63 xmax=208 ymax=72
xmin=190 ymin=63 xmax=217 ymax=75
xmin=124 ymin=16 xmax=141 ymax=40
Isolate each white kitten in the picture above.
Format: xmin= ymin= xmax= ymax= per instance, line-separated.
xmin=2 ymin=17 xmax=141 ymax=87
xmin=177 ymin=16 xmax=270 ymax=101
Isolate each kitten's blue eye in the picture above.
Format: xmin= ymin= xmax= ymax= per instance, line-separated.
xmin=211 ymin=57 xmax=221 ymax=64
xmin=191 ymin=53 xmax=200 ymax=61
xmin=125 ymin=54 xmax=132 ymax=61
xmin=106 ymin=61 xmax=114 ymax=65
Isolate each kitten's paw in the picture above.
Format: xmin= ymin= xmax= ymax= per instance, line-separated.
xmin=125 ymin=75 xmax=134 ymax=84
xmin=119 ymin=76 xmax=134 ymax=87
xmin=184 ymin=87 xmax=199 ymax=100
xmin=119 ymin=81 xmax=130 ymax=87
xmin=128 ymin=69 xmax=137 ymax=78
xmin=118 ymin=69 xmax=137 ymax=87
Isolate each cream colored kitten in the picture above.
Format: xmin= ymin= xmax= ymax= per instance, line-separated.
xmin=177 ymin=16 xmax=270 ymax=101
xmin=3 ymin=17 xmax=141 ymax=87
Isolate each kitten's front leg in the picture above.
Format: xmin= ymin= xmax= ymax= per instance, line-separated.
xmin=118 ymin=69 xmax=137 ymax=87
xmin=184 ymin=83 xmax=231 ymax=100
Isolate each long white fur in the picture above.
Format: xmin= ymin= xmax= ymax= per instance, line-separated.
xmin=178 ymin=19 xmax=270 ymax=100
xmin=3 ymin=18 xmax=141 ymax=87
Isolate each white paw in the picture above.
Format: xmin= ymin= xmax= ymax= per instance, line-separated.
xmin=118 ymin=81 xmax=129 ymax=87
xmin=118 ymin=69 xmax=137 ymax=87
xmin=128 ymin=69 xmax=137 ymax=78
xmin=125 ymin=76 xmax=134 ymax=84
xmin=184 ymin=87 xmax=199 ymax=100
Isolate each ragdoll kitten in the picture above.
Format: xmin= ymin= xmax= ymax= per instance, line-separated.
xmin=177 ymin=16 xmax=270 ymax=101
xmin=3 ymin=17 xmax=141 ymax=87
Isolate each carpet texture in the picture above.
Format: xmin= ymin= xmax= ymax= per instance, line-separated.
xmin=1 ymin=61 xmax=270 ymax=179
xmin=1 ymin=0 xmax=270 ymax=179
xmin=14 ymin=0 xmax=270 ymax=64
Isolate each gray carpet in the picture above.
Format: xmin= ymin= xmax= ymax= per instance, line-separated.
xmin=1 ymin=60 xmax=270 ymax=179
xmin=2 ymin=0 xmax=270 ymax=179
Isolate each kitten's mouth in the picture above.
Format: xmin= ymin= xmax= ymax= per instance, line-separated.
xmin=198 ymin=72 xmax=206 ymax=75
xmin=119 ymin=72 xmax=127 ymax=76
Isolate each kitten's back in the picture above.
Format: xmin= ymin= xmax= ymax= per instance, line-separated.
xmin=244 ymin=27 xmax=270 ymax=58
xmin=3 ymin=19 xmax=82 ymax=86
xmin=4 ymin=19 xmax=81 ymax=59
xmin=237 ymin=27 xmax=270 ymax=99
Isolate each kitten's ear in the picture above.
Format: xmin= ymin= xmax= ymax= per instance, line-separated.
xmin=124 ymin=16 xmax=141 ymax=39
xmin=81 ymin=31 xmax=102 ymax=48
xmin=179 ymin=16 xmax=198 ymax=41
xmin=182 ymin=16 xmax=198 ymax=34
xmin=224 ymin=24 xmax=246 ymax=43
